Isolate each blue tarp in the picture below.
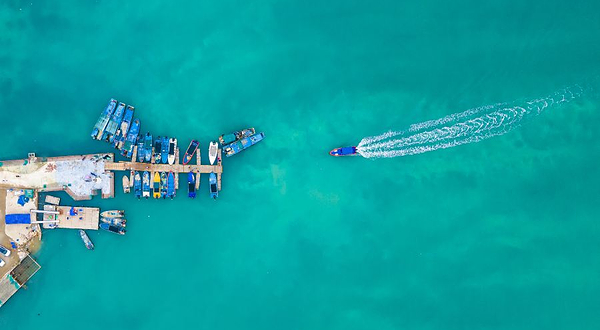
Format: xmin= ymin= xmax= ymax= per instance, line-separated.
xmin=5 ymin=214 xmax=31 ymax=224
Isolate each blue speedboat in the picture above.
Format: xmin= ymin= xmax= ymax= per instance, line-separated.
xmin=167 ymin=172 xmax=175 ymax=199
xmin=144 ymin=133 xmax=153 ymax=162
xmin=161 ymin=136 xmax=169 ymax=164
xmin=223 ymin=132 xmax=265 ymax=157
xmin=114 ymin=105 xmax=135 ymax=149
xmin=329 ymin=146 xmax=358 ymax=156
xmin=154 ymin=137 xmax=162 ymax=164
xmin=91 ymin=99 xmax=117 ymax=140
xmin=137 ymin=142 xmax=145 ymax=162
xmin=133 ymin=171 xmax=142 ymax=199
xmin=142 ymin=171 xmax=150 ymax=199
xmin=209 ymin=172 xmax=218 ymax=200
xmin=160 ymin=172 xmax=168 ymax=199
xmin=102 ymin=102 xmax=126 ymax=143
xmin=122 ymin=119 xmax=140 ymax=158
xmin=99 ymin=222 xmax=126 ymax=235
xmin=188 ymin=172 xmax=196 ymax=199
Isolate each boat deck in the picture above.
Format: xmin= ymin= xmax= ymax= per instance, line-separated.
xmin=41 ymin=205 xmax=100 ymax=230
xmin=0 ymin=255 xmax=41 ymax=308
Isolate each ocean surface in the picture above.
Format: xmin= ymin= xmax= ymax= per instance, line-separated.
xmin=1 ymin=1 xmax=600 ymax=329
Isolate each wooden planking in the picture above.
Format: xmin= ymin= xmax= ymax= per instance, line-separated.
xmin=104 ymin=162 xmax=222 ymax=174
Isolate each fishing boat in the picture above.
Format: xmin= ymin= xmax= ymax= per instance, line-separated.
xmin=79 ymin=230 xmax=94 ymax=250
xmin=142 ymin=171 xmax=150 ymax=199
xmin=101 ymin=217 xmax=127 ymax=227
xmin=167 ymin=172 xmax=175 ymax=199
xmin=144 ymin=133 xmax=153 ymax=162
xmin=137 ymin=142 xmax=145 ymax=162
xmin=91 ymin=99 xmax=117 ymax=140
xmin=122 ymin=119 xmax=141 ymax=158
xmin=122 ymin=175 xmax=130 ymax=193
xmin=168 ymin=138 xmax=178 ymax=165
xmin=188 ymin=172 xmax=196 ymax=198
xmin=133 ymin=171 xmax=142 ymax=199
xmin=209 ymin=141 xmax=218 ymax=165
xmin=182 ymin=140 xmax=199 ymax=165
xmin=102 ymin=102 xmax=126 ymax=143
xmin=209 ymin=172 xmax=218 ymax=200
xmin=223 ymin=132 xmax=265 ymax=157
xmin=161 ymin=136 xmax=169 ymax=164
xmin=153 ymin=172 xmax=161 ymax=198
xmin=114 ymin=105 xmax=135 ymax=149
xmin=101 ymin=210 xmax=125 ymax=218
xmin=154 ymin=136 xmax=162 ymax=164
xmin=160 ymin=172 xmax=168 ymax=199
xmin=100 ymin=223 xmax=126 ymax=235
xmin=329 ymin=146 xmax=358 ymax=156
xmin=218 ymin=128 xmax=255 ymax=145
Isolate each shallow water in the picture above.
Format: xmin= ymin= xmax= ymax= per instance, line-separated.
xmin=1 ymin=1 xmax=600 ymax=329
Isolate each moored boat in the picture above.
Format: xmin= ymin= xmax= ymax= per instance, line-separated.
xmin=153 ymin=172 xmax=161 ymax=198
xmin=167 ymin=171 xmax=175 ymax=199
xmin=114 ymin=105 xmax=135 ymax=149
xmin=223 ymin=132 xmax=265 ymax=157
xmin=122 ymin=175 xmax=130 ymax=194
xmin=101 ymin=210 xmax=125 ymax=218
xmin=137 ymin=142 xmax=145 ymax=162
xmin=122 ymin=119 xmax=141 ymax=158
xmin=209 ymin=172 xmax=218 ymax=200
xmin=91 ymin=99 xmax=117 ymax=140
xmin=209 ymin=141 xmax=218 ymax=165
xmin=142 ymin=171 xmax=150 ymax=199
xmin=134 ymin=171 xmax=142 ymax=199
xmin=329 ymin=146 xmax=358 ymax=156
xmin=218 ymin=128 xmax=255 ymax=145
xmin=188 ymin=172 xmax=196 ymax=198
xmin=99 ymin=222 xmax=126 ymax=235
xmin=154 ymin=136 xmax=162 ymax=164
xmin=101 ymin=216 xmax=127 ymax=227
xmin=102 ymin=102 xmax=126 ymax=143
xmin=144 ymin=133 xmax=153 ymax=162
xmin=79 ymin=230 xmax=94 ymax=250
xmin=160 ymin=172 xmax=168 ymax=199
xmin=182 ymin=140 xmax=199 ymax=165
xmin=161 ymin=136 xmax=169 ymax=164
xmin=168 ymin=138 xmax=177 ymax=165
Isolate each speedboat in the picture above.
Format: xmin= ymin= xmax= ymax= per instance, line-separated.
xmin=167 ymin=172 xmax=175 ymax=199
xmin=154 ymin=136 xmax=162 ymax=164
xmin=99 ymin=223 xmax=126 ymax=235
xmin=168 ymin=138 xmax=178 ymax=165
xmin=160 ymin=172 xmax=168 ymax=199
xmin=101 ymin=217 xmax=127 ymax=227
xmin=91 ymin=99 xmax=117 ymax=140
xmin=137 ymin=142 xmax=145 ymax=162
xmin=142 ymin=171 xmax=151 ymax=199
xmin=182 ymin=140 xmax=199 ymax=165
xmin=100 ymin=210 xmax=125 ymax=218
xmin=209 ymin=172 xmax=218 ymax=200
xmin=134 ymin=171 xmax=142 ymax=199
xmin=122 ymin=175 xmax=130 ymax=194
xmin=208 ymin=141 xmax=218 ymax=165
xmin=188 ymin=172 xmax=196 ymax=198
xmin=161 ymin=136 xmax=169 ymax=164
xmin=79 ymin=230 xmax=95 ymax=250
xmin=329 ymin=146 xmax=358 ymax=156
xmin=144 ymin=133 xmax=153 ymax=162
xmin=153 ymin=172 xmax=161 ymax=198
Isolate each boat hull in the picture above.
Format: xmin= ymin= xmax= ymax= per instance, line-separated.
xmin=329 ymin=146 xmax=358 ymax=157
xmin=182 ymin=140 xmax=199 ymax=165
xmin=223 ymin=132 xmax=265 ymax=157
xmin=208 ymin=141 xmax=218 ymax=165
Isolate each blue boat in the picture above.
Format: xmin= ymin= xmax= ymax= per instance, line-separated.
xmin=102 ymin=102 xmax=126 ymax=143
xmin=144 ymin=133 xmax=153 ymax=163
xmin=161 ymin=136 xmax=169 ymax=164
xmin=329 ymin=146 xmax=358 ymax=156
xmin=188 ymin=172 xmax=196 ymax=199
xmin=137 ymin=142 xmax=145 ymax=162
xmin=99 ymin=222 xmax=126 ymax=235
xmin=114 ymin=105 xmax=135 ymax=149
xmin=91 ymin=99 xmax=117 ymax=139
xmin=154 ymin=137 xmax=162 ymax=164
xmin=160 ymin=172 xmax=168 ymax=199
xmin=209 ymin=172 xmax=218 ymax=200
xmin=122 ymin=119 xmax=140 ymax=158
xmin=167 ymin=172 xmax=175 ymax=199
xmin=142 ymin=171 xmax=151 ymax=199
xmin=133 ymin=171 xmax=142 ymax=199
xmin=218 ymin=128 xmax=255 ymax=145
xmin=223 ymin=132 xmax=265 ymax=157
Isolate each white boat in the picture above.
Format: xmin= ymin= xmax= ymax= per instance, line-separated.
xmin=123 ymin=175 xmax=130 ymax=193
xmin=209 ymin=141 xmax=218 ymax=165
xmin=168 ymin=138 xmax=177 ymax=165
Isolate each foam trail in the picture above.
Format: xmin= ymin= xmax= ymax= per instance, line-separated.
xmin=357 ymin=86 xmax=583 ymax=158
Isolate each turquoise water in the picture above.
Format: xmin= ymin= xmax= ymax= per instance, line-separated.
xmin=1 ymin=1 xmax=600 ymax=329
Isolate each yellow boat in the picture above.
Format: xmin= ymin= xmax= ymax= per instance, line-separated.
xmin=153 ymin=172 xmax=161 ymax=198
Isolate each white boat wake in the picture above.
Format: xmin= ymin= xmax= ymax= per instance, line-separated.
xmin=356 ymin=86 xmax=584 ymax=158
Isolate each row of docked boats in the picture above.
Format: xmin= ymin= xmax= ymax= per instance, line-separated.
xmin=99 ymin=210 xmax=126 ymax=235
xmin=123 ymin=170 xmax=219 ymax=200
